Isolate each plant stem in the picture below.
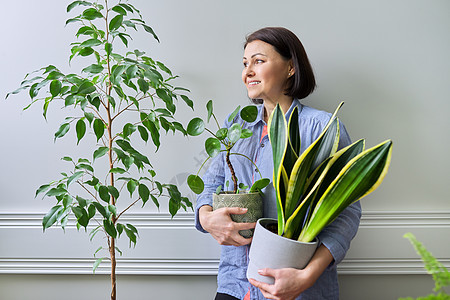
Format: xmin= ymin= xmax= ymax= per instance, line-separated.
xmin=226 ymin=150 xmax=238 ymax=193
xmin=104 ymin=1 xmax=116 ymax=299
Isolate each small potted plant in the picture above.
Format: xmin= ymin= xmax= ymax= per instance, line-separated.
xmin=186 ymin=101 xmax=270 ymax=237
xmin=247 ymin=102 xmax=393 ymax=283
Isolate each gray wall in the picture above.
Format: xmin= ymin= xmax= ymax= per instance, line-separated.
xmin=1 ymin=0 xmax=449 ymax=299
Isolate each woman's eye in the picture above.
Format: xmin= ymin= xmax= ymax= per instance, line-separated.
xmin=243 ymin=62 xmax=248 ymax=67
xmin=256 ymin=59 xmax=264 ymax=64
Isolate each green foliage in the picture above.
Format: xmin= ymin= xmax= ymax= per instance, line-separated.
xmin=267 ymin=102 xmax=393 ymax=241
xmin=186 ymin=100 xmax=269 ymax=194
xmin=398 ymin=233 xmax=450 ymax=300
xmin=7 ymin=1 xmax=194 ymax=295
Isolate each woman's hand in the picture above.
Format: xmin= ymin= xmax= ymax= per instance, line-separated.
xmin=248 ymin=268 xmax=314 ymax=300
xmin=199 ymin=205 xmax=255 ymax=246
xmin=248 ymin=245 xmax=334 ymax=300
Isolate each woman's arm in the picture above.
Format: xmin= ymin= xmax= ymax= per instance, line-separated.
xmin=249 ymin=245 xmax=333 ymax=300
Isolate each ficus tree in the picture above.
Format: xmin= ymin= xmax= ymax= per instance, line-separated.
xmin=6 ymin=1 xmax=194 ymax=299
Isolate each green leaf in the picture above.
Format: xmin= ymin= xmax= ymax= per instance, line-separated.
xmin=240 ymin=105 xmax=258 ymax=123
xmin=137 ymin=125 xmax=149 ymax=142
xmin=82 ymin=8 xmax=103 ymax=20
xmin=50 ymin=80 xmax=62 ymax=97
xmin=78 ymin=81 xmax=96 ymax=94
xmin=180 ymin=95 xmax=194 ymax=110
xmin=67 ymin=1 xmax=91 ymax=12
xmin=76 ymin=119 xmax=86 ymax=144
xmin=93 ymin=257 xmax=104 ymax=273
xmin=80 ymin=38 xmax=102 ymax=47
xmin=93 ymin=146 xmax=108 ymax=161
xmin=267 ymin=104 xmax=288 ymax=234
xmin=137 ymin=78 xmax=149 ymax=93
xmin=187 ymin=118 xmax=204 ymax=136
xmin=138 ymin=184 xmax=150 ymax=204
xmin=45 ymin=186 xmax=67 ymax=197
xmin=92 ymin=202 xmax=109 ymax=218
xmin=67 ymin=171 xmax=84 ymax=186
xmin=156 ymin=89 xmax=172 ymax=106
xmin=241 ymin=128 xmax=253 ymax=139
xmin=227 ymin=123 xmax=242 ymax=144
xmin=228 ymin=106 xmax=241 ymax=123
xmin=156 ymin=61 xmax=172 ymax=75
xmin=127 ymin=179 xmax=138 ymax=197
xmin=35 ymin=184 xmax=51 ymax=198
xmin=98 ymin=185 xmax=110 ymax=203
xmin=205 ymin=137 xmax=221 ymax=158
xmin=103 ymin=219 xmax=117 ymax=238
xmin=105 ymin=43 xmax=112 ymax=55
xmin=93 ymin=119 xmax=105 ymax=141
xmin=299 ymin=140 xmax=393 ymax=242
xmin=108 ymin=185 xmax=119 ymax=200
xmin=112 ymin=5 xmax=127 ymax=15
xmin=126 ymin=65 xmax=138 ymax=79
xmin=54 ymin=123 xmax=70 ymax=141
xmin=216 ymin=128 xmax=228 ymax=140
xmin=42 ymin=205 xmax=63 ymax=231
xmin=109 ymin=15 xmax=123 ymax=31
xmin=79 ymin=47 xmax=95 ymax=57
xmin=142 ymin=24 xmax=159 ymax=42
xmin=72 ymin=206 xmax=89 ymax=228
xmin=206 ymin=100 xmax=213 ymax=122
xmin=82 ymin=64 xmax=104 ymax=74
xmin=110 ymin=167 xmax=127 ymax=174
xmin=123 ymin=123 xmax=136 ymax=139
xmin=146 ymin=121 xmax=160 ymax=150
xmin=187 ymin=175 xmax=204 ymax=194
xmin=250 ymin=178 xmax=271 ymax=193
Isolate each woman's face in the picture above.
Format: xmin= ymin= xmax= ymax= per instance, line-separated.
xmin=242 ymin=40 xmax=293 ymax=103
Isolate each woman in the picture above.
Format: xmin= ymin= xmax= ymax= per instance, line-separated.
xmin=195 ymin=27 xmax=361 ymax=300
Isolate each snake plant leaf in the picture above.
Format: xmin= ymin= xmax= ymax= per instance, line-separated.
xmin=268 ymin=104 xmax=288 ymax=234
xmin=299 ymin=139 xmax=393 ymax=242
xmin=283 ymin=117 xmax=339 ymax=220
xmin=308 ymin=139 xmax=366 ymax=205
xmin=285 ymin=140 xmax=365 ymax=239
xmin=283 ymin=106 xmax=299 ymax=177
xmin=283 ymin=156 xmax=333 ymax=240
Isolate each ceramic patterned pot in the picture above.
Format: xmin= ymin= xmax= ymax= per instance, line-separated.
xmin=247 ymin=218 xmax=319 ymax=284
xmin=213 ymin=192 xmax=263 ymax=238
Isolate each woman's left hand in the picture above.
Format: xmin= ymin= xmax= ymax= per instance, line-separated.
xmin=248 ymin=245 xmax=334 ymax=300
xmin=248 ymin=268 xmax=313 ymax=300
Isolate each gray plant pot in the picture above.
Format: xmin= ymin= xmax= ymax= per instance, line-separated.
xmin=247 ymin=218 xmax=319 ymax=284
xmin=213 ymin=191 xmax=263 ymax=238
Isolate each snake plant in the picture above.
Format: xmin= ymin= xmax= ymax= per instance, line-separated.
xmin=268 ymin=102 xmax=393 ymax=242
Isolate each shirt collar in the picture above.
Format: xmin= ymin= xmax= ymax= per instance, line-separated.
xmin=246 ymin=98 xmax=304 ymax=127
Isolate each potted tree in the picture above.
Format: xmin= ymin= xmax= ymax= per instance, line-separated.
xmin=6 ymin=1 xmax=194 ymax=299
xmin=247 ymin=102 xmax=393 ymax=284
xmin=186 ymin=101 xmax=270 ymax=237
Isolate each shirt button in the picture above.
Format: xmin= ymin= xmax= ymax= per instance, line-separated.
xmin=261 ymin=143 xmax=265 ymax=147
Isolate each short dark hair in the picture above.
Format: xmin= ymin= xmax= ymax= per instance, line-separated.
xmin=244 ymin=27 xmax=316 ymax=103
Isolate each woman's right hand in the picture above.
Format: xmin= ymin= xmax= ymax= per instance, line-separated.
xmin=199 ymin=205 xmax=255 ymax=246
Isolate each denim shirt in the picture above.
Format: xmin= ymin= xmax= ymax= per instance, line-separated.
xmin=195 ymin=99 xmax=362 ymax=300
